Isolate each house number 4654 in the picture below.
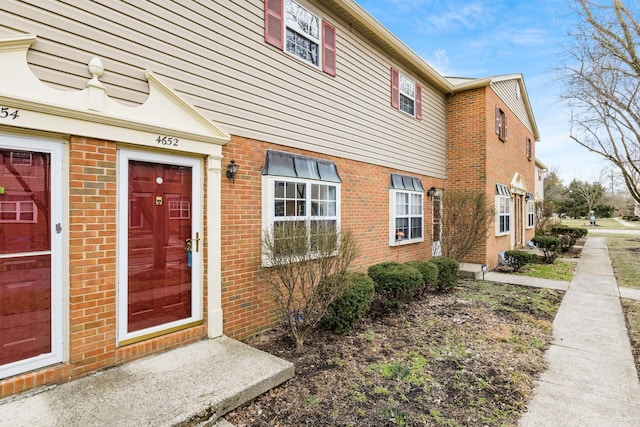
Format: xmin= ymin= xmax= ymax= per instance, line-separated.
xmin=0 ymin=107 xmax=20 ymax=120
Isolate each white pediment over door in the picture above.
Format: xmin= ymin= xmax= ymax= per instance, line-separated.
xmin=0 ymin=34 xmax=229 ymax=155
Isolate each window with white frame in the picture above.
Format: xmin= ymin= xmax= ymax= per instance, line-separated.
xmin=285 ymin=0 xmax=321 ymax=67
xmin=527 ymin=199 xmax=535 ymax=228
xmin=495 ymin=184 xmax=511 ymax=235
xmin=0 ymin=200 xmax=37 ymax=223
xmin=399 ymin=74 xmax=415 ymax=116
xmin=390 ymin=68 xmax=423 ymax=119
xmin=262 ymin=150 xmax=341 ymax=256
xmin=390 ymin=173 xmax=424 ymax=245
xmin=264 ymin=0 xmax=337 ymax=75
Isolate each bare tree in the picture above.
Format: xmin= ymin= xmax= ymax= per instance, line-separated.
xmin=440 ymin=189 xmax=495 ymax=262
xmin=570 ymin=178 xmax=606 ymax=215
xmin=562 ymin=0 xmax=640 ymax=204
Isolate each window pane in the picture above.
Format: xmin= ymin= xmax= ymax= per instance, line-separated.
xmin=296 ymin=183 xmax=306 ymax=198
xmin=411 ymin=218 xmax=422 ymax=239
xmin=285 ymin=0 xmax=320 ymax=42
xmin=327 ymin=201 xmax=336 ymax=216
xmin=275 ymin=200 xmax=285 ymax=217
xmin=400 ymin=95 xmax=415 ymax=115
xmin=310 ymin=220 xmax=337 ymax=252
xmin=285 ymin=29 xmax=319 ymax=66
xmin=411 ymin=194 xmax=422 ymax=215
xmin=399 ymin=74 xmax=414 ymax=98
xmin=396 ymin=192 xmax=409 ymax=215
xmin=327 ymin=186 xmax=336 ymax=201
xmin=395 ymin=218 xmax=409 ymax=241
xmin=275 ymin=181 xmax=285 ymax=198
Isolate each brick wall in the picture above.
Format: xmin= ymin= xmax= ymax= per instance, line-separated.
xmin=221 ymin=135 xmax=445 ymax=340
xmin=485 ymin=90 xmax=537 ymax=265
xmin=446 ymin=87 xmax=537 ymax=268
xmin=446 ymin=88 xmax=489 ymax=264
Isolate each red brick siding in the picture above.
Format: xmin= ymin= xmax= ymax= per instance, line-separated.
xmin=221 ymin=135 xmax=444 ymax=340
xmin=447 ymin=87 xmax=536 ymax=268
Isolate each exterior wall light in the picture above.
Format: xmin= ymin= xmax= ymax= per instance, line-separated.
xmin=427 ymin=187 xmax=437 ymax=197
xmin=226 ymin=159 xmax=240 ymax=183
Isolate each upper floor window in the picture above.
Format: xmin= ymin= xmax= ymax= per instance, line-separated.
xmin=285 ymin=0 xmax=320 ymax=66
xmin=265 ymin=0 xmax=336 ymax=76
xmin=526 ymin=137 xmax=533 ymax=160
xmin=391 ymin=68 xmax=422 ymax=120
xmin=495 ymin=106 xmax=508 ymax=141
xmin=389 ymin=174 xmax=424 ymax=245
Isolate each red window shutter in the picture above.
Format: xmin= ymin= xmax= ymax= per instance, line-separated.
xmin=264 ymin=0 xmax=284 ymax=49
xmin=495 ymin=105 xmax=500 ymax=135
xmin=415 ymin=84 xmax=423 ymax=120
xmin=322 ymin=21 xmax=337 ymax=76
xmin=391 ymin=68 xmax=399 ymax=109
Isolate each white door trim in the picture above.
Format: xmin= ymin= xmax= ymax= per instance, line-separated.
xmin=116 ymin=148 xmax=203 ymax=345
xmin=0 ymin=132 xmax=65 ymax=379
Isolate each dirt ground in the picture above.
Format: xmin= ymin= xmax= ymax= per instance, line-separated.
xmin=226 ymin=280 xmax=563 ymax=427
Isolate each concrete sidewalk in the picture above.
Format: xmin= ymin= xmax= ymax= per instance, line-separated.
xmin=517 ymin=236 xmax=640 ymax=426
xmin=0 ymin=336 xmax=294 ymax=427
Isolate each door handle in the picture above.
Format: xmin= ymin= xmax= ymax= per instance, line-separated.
xmin=194 ymin=232 xmax=200 ymax=252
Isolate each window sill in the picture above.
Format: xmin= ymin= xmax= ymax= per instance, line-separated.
xmin=390 ymin=238 xmax=424 ymax=247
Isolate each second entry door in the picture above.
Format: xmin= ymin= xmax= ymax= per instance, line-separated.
xmin=119 ymin=150 xmax=202 ymax=342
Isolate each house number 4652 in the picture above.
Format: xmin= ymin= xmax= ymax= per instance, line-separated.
xmin=0 ymin=107 xmax=20 ymax=120
xmin=156 ymin=135 xmax=179 ymax=147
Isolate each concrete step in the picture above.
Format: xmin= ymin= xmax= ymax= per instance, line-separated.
xmin=459 ymin=263 xmax=486 ymax=280
xmin=0 ymin=336 xmax=294 ymax=427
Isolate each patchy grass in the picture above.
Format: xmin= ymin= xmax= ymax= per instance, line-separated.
xmin=622 ymin=299 xmax=640 ymax=382
xmin=607 ymin=235 xmax=640 ymax=381
xmin=514 ymin=260 xmax=575 ymax=282
xmin=608 ymin=237 xmax=640 ymax=290
xmin=227 ymin=281 xmax=562 ymax=427
xmin=560 ymin=217 xmax=627 ymax=229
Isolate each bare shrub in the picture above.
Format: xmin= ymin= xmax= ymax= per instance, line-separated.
xmin=440 ymin=189 xmax=495 ymax=262
xmin=262 ymin=222 xmax=359 ymax=351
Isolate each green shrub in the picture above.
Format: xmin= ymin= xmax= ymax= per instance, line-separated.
xmin=367 ymin=261 xmax=400 ymax=284
xmin=367 ymin=262 xmax=422 ymax=308
xmin=404 ymin=260 xmax=439 ymax=296
xmin=503 ymin=250 xmax=538 ymax=272
xmin=323 ymin=272 xmax=375 ymax=335
xmin=430 ymin=257 xmax=460 ymax=292
xmin=532 ymin=235 xmax=561 ymax=264
xmin=549 ymin=226 xmax=588 ymax=252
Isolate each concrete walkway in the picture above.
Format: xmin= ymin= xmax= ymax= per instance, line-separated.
xmin=517 ymin=236 xmax=640 ymax=426
xmin=0 ymin=336 xmax=294 ymax=427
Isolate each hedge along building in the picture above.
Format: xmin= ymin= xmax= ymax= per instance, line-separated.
xmin=0 ymin=0 xmax=538 ymax=398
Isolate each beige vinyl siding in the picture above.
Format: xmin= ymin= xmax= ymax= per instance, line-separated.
xmin=0 ymin=0 xmax=447 ymax=178
xmin=491 ymin=79 xmax=535 ymax=137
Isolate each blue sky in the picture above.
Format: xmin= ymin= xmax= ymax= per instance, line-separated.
xmin=355 ymin=0 xmax=609 ymax=185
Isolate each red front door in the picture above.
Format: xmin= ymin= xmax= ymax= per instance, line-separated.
xmin=127 ymin=160 xmax=193 ymax=333
xmin=0 ymin=149 xmax=52 ymax=366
